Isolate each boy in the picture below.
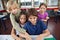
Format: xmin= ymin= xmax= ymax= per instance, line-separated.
xmin=19 ymin=8 xmax=50 ymax=40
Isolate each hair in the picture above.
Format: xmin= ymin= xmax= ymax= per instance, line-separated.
xmin=7 ymin=0 xmax=14 ymax=11
xmin=39 ymin=3 xmax=47 ymax=8
xmin=28 ymin=8 xmax=38 ymax=18
xmin=18 ymin=11 xmax=27 ymax=23
xmin=7 ymin=0 xmax=14 ymax=5
xmin=8 ymin=2 xmax=19 ymax=11
xmin=11 ymin=2 xmax=19 ymax=10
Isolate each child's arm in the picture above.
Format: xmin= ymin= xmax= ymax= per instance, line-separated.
xmin=46 ymin=16 xmax=49 ymax=21
xmin=19 ymin=24 xmax=32 ymax=40
xmin=42 ymin=29 xmax=50 ymax=36
xmin=11 ymin=28 xmax=21 ymax=40
xmin=19 ymin=32 xmax=32 ymax=40
xmin=40 ymin=29 xmax=50 ymax=37
xmin=36 ymin=20 xmax=50 ymax=40
xmin=10 ymin=13 xmax=26 ymax=33
xmin=43 ymin=12 xmax=49 ymax=22
xmin=42 ymin=17 xmax=49 ymax=22
xmin=36 ymin=29 xmax=50 ymax=40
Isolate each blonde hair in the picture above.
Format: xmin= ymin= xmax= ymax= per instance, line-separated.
xmin=7 ymin=1 xmax=19 ymax=12
xmin=11 ymin=2 xmax=19 ymax=10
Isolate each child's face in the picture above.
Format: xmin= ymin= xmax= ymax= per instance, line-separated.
xmin=28 ymin=15 xmax=37 ymax=25
xmin=19 ymin=15 xmax=26 ymax=24
xmin=39 ymin=5 xmax=46 ymax=13
xmin=11 ymin=8 xmax=18 ymax=14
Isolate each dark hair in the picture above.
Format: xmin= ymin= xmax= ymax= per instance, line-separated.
xmin=39 ymin=3 xmax=47 ymax=8
xmin=18 ymin=11 xmax=27 ymax=23
xmin=28 ymin=8 xmax=38 ymax=18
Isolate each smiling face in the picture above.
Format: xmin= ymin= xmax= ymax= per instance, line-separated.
xmin=28 ymin=15 xmax=37 ymax=25
xmin=19 ymin=15 xmax=26 ymax=24
xmin=10 ymin=2 xmax=19 ymax=14
xmin=28 ymin=8 xmax=38 ymax=25
xmin=39 ymin=5 xmax=47 ymax=13
xmin=11 ymin=8 xmax=18 ymax=14
xmin=39 ymin=3 xmax=47 ymax=13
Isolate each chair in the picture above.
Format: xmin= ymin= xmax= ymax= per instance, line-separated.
xmin=54 ymin=11 xmax=60 ymax=23
xmin=0 ymin=12 xmax=10 ymax=31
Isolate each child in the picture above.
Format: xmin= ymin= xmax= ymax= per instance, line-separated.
xmin=38 ymin=3 xmax=49 ymax=22
xmin=19 ymin=8 xmax=50 ymax=40
xmin=11 ymin=11 xmax=27 ymax=40
xmin=10 ymin=2 xmax=26 ymax=33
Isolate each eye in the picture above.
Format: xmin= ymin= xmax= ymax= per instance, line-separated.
xmin=20 ymin=18 xmax=23 ymax=20
xmin=41 ymin=8 xmax=45 ymax=9
xmin=30 ymin=18 xmax=32 ymax=19
xmin=43 ymin=8 xmax=45 ymax=9
xmin=33 ymin=17 xmax=35 ymax=19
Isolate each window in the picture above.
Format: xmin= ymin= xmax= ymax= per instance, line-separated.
xmin=21 ymin=2 xmax=26 ymax=6
xmin=18 ymin=0 xmax=32 ymax=8
xmin=44 ymin=0 xmax=58 ymax=6
xmin=18 ymin=0 xmax=58 ymax=8
xmin=34 ymin=1 xmax=39 ymax=7
xmin=26 ymin=2 xmax=32 ymax=6
xmin=34 ymin=0 xmax=44 ymax=7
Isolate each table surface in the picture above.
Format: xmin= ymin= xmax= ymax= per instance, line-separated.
xmin=0 ymin=35 xmax=54 ymax=40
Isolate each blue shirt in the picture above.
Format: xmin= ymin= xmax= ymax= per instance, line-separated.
xmin=23 ymin=20 xmax=47 ymax=35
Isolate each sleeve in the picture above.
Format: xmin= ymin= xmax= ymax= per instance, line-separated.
xmin=45 ymin=12 xmax=48 ymax=17
xmin=15 ymin=10 xmax=21 ymax=21
xmin=23 ymin=23 xmax=28 ymax=31
xmin=40 ymin=21 xmax=47 ymax=30
xmin=10 ymin=13 xmax=26 ymax=33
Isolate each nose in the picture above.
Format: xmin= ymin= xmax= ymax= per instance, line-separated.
xmin=31 ymin=19 xmax=34 ymax=22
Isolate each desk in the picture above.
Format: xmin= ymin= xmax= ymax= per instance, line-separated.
xmin=0 ymin=35 xmax=55 ymax=40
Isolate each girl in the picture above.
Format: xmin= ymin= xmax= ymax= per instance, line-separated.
xmin=11 ymin=11 xmax=27 ymax=40
xmin=38 ymin=3 xmax=49 ymax=22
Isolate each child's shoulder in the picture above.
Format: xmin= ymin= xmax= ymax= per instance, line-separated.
xmin=44 ymin=12 xmax=48 ymax=16
xmin=37 ymin=19 xmax=43 ymax=23
xmin=25 ymin=21 xmax=31 ymax=25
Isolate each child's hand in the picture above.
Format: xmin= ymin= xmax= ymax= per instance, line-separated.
xmin=41 ymin=19 xmax=47 ymax=22
xmin=16 ymin=37 xmax=21 ymax=40
xmin=36 ymin=34 xmax=44 ymax=40
xmin=19 ymin=32 xmax=32 ymax=40
xmin=24 ymin=32 xmax=32 ymax=40
xmin=41 ymin=19 xmax=46 ymax=21
xmin=19 ymin=32 xmax=30 ymax=38
xmin=15 ymin=37 xmax=21 ymax=40
xmin=19 ymin=33 xmax=25 ymax=38
xmin=46 ymin=17 xmax=49 ymax=20
xmin=7 ymin=10 xmax=11 ymax=13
